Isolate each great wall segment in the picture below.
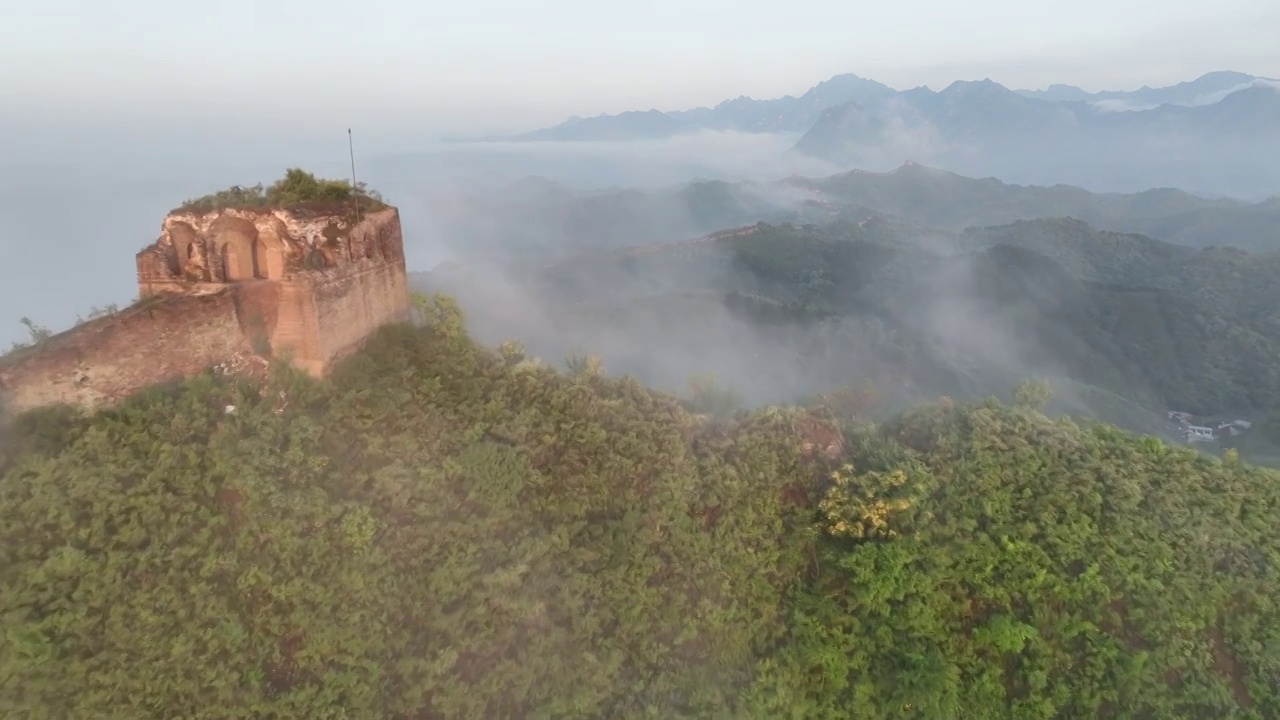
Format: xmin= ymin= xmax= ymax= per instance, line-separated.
xmin=0 ymin=173 xmax=411 ymax=418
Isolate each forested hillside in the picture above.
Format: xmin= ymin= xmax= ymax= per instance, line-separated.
xmin=2 ymin=296 xmax=1278 ymax=718
xmin=421 ymin=219 xmax=1280 ymax=448
xmin=418 ymin=163 xmax=1280 ymax=262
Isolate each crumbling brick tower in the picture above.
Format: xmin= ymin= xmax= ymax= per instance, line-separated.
xmin=135 ymin=203 xmax=411 ymax=376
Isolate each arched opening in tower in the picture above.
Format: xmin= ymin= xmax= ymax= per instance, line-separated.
xmin=255 ymin=239 xmax=285 ymax=279
xmin=165 ymin=246 xmax=182 ymax=275
xmin=178 ymin=241 xmax=195 ymax=274
xmin=219 ymin=232 xmax=258 ymax=281
xmin=169 ymin=222 xmax=199 ymax=274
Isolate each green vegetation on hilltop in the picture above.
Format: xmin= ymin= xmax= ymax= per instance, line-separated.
xmin=2 ymin=297 xmax=1278 ymax=718
xmin=176 ymin=168 xmax=386 ymax=215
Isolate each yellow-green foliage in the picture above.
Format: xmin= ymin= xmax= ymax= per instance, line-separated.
xmin=819 ymin=464 xmax=926 ymax=540
xmin=1 ymin=296 xmax=1278 ymax=719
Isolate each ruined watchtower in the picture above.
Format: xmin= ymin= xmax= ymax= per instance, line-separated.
xmin=0 ymin=171 xmax=411 ymax=417
xmin=136 ymin=192 xmax=410 ymax=376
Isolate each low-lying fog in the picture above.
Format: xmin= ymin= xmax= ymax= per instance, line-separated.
xmin=2 ymin=122 xmax=1276 ymax=370
xmin=0 ymin=131 xmax=837 ymax=349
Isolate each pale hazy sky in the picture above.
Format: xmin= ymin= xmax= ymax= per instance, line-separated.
xmin=3 ymin=0 xmax=1279 ymax=142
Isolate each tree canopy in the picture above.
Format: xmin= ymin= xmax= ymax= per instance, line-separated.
xmin=1 ymin=296 xmax=1277 ymax=718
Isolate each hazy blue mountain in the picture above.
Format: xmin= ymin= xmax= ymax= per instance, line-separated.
xmin=1182 ymin=83 xmax=1280 ymax=132
xmin=669 ymin=73 xmax=898 ymax=133
xmin=1015 ymin=83 xmax=1094 ymax=102
xmin=512 ymin=109 xmax=692 ymax=142
xmin=504 ymin=73 xmax=897 ymax=141
xmin=797 ymin=77 xmax=1280 ymax=150
xmin=1017 ymin=71 xmax=1273 ymax=110
xmin=791 ymin=102 xmax=894 ymax=157
xmin=507 ymin=70 xmax=1273 ymax=142
xmin=423 ymin=163 xmax=1280 ymax=260
xmin=495 ymin=70 xmax=1280 ymax=196
xmin=792 ymin=79 xmax=1280 ymax=197
xmin=804 ymin=163 xmax=1279 ymax=252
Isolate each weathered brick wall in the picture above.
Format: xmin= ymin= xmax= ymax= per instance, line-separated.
xmin=0 ymin=291 xmax=251 ymax=417
xmin=308 ymin=260 xmax=411 ymax=370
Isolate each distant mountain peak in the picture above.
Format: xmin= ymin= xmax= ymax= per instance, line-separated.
xmin=940 ymin=78 xmax=1012 ymax=95
xmin=1015 ymin=83 xmax=1090 ymax=102
xmin=819 ymin=72 xmax=871 ymax=81
xmin=890 ymin=160 xmax=953 ymax=176
xmin=1190 ymin=70 xmax=1260 ymax=84
xmin=714 ymin=95 xmax=758 ymax=109
xmin=804 ymin=72 xmax=886 ymax=92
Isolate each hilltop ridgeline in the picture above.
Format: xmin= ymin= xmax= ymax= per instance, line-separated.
xmin=1 ymin=295 xmax=1278 ymax=718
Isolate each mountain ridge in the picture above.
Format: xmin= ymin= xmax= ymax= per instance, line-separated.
xmin=489 ymin=71 xmax=1280 ymax=196
xmin=420 ymin=162 xmax=1280 ymax=260
xmin=499 ymin=70 xmax=1274 ymax=142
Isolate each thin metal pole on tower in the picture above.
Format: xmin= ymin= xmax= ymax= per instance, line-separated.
xmin=348 ymin=128 xmax=361 ymax=223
